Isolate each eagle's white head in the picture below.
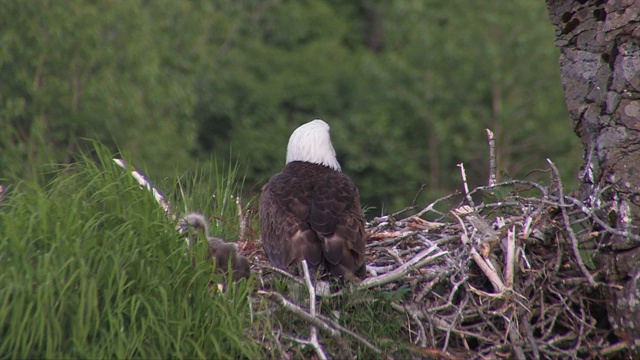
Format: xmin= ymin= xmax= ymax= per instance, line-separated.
xmin=286 ymin=119 xmax=341 ymax=172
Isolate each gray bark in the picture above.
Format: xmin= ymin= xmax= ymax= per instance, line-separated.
xmin=545 ymin=0 xmax=640 ymax=354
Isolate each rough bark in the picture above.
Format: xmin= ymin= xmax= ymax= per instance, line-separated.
xmin=545 ymin=0 xmax=640 ymax=354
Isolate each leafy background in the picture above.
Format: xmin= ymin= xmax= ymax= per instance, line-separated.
xmin=1 ymin=0 xmax=578 ymax=214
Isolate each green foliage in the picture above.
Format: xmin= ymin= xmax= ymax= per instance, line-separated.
xmin=322 ymin=288 xmax=413 ymax=358
xmin=1 ymin=0 xmax=580 ymax=215
xmin=0 ymin=146 xmax=259 ymax=358
xmin=251 ymin=285 xmax=415 ymax=359
xmin=0 ymin=0 xmax=202 ymax=180
xmin=191 ymin=0 xmax=580 ymax=213
xmin=164 ymin=156 xmax=252 ymax=241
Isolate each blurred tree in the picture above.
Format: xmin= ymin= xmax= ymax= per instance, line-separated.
xmin=193 ymin=0 xmax=578 ymax=212
xmin=1 ymin=0 xmax=579 ymax=215
xmin=0 ymin=0 xmax=206 ymax=179
xmin=377 ymin=1 xmax=579 ymax=191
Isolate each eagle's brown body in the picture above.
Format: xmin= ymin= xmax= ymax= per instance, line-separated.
xmin=260 ymin=161 xmax=366 ymax=279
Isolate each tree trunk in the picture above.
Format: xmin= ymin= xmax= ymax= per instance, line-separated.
xmin=545 ymin=0 xmax=640 ymax=354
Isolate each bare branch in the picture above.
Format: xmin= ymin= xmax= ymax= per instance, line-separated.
xmin=451 ymin=210 xmax=505 ymax=293
xmin=547 ymin=159 xmax=597 ymax=288
xmin=301 ymin=260 xmax=327 ymax=360
xmin=235 ymin=196 xmax=247 ymax=242
xmin=457 ymin=163 xmax=474 ymax=205
xmin=257 ymin=290 xmax=340 ymax=337
xmin=358 ymin=248 xmax=447 ymax=289
xmin=504 ymin=226 xmax=516 ymax=288
xmin=486 ymin=128 xmax=497 ymax=187
xmin=113 ymin=158 xmax=174 ymax=219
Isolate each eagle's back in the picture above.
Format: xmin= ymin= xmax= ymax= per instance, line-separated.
xmin=259 ymin=161 xmax=366 ymax=278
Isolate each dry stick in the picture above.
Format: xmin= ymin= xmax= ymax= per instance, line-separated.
xmin=257 ymin=290 xmax=340 ymax=337
xmin=508 ymin=325 xmax=527 ymax=360
xmin=113 ymin=159 xmax=174 ymax=219
xmin=599 ymin=341 xmax=629 ymax=356
xmin=521 ymin=318 xmax=541 ymax=360
xmin=260 ymin=248 xmax=446 ymax=297
xmin=315 ymin=313 xmax=389 ymax=359
xmin=301 ymin=260 xmax=328 ymax=360
xmin=358 ymin=247 xmax=447 ymax=289
xmin=450 ymin=211 xmax=505 ymax=293
xmin=235 ymin=196 xmax=248 ymax=243
xmin=564 ymin=195 xmax=640 ymax=242
xmin=459 ymin=153 xmax=525 ymax=358
xmin=395 ymin=303 xmax=428 ymax=348
xmin=365 ymin=264 xmax=395 ymax=276
xmin=486 ymin=129 xmax=497 ymax=187
xmin=546 ymin=159 xmax=597 ymax=288
xmin=259 ymin=290 xmax=387 ymax=357
xmin=385 ymin=248 xmax=404 ymax=265
xmin=504 ymin=226 xmax=516 ymax=288
xmin=255 ymin=262 xmax=305 ymax=286
xmin=453 ymin=205 xmax=527 ymax=359
xmin=414 ymin=191 xmax=461 ymax=219
xmin=468 ymin=179 xmax=549 ymax=200
xmin=443 ymin=295 xmax=468 ymax=352
xmin=457 ymin=163 xmax=474 ymax=205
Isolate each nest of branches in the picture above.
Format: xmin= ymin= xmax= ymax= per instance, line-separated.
xmin=114 ymin=131 xmax=629 ymax=359
xmin=251 ymin=178 xmax=621 ymax=359
xmin=249 ymin=161 xmax=627 ymax=360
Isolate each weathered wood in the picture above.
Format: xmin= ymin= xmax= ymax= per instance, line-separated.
xmin=545 ymin=0 xmax=640 ymax=355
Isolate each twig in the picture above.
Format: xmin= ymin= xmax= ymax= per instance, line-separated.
xmin=365 ymin=264 xmax=395 ymax=276
xmin=255 ymin=262 xmax=305 ymax=286
xmin=359 ymin=247 xmax=447 ymax=289
xmin=113 ymin=158 xmax=174 ymax=219
xmin=235 ymin=196 xmax=247 ymax=242
xmin=414 ymin=191 xmax=461 ymax=219
xmin=316 ymin=313 xmax=389 ymax=359
xmin=257 ymin=290 xmax=340 ymax=337
xmin=259 ymin=290 xmax=388 ymax=357
xmin=416 ymin=269 xmax=452 ymax=302
xmin=428 ymin=275 xmax=468 ymax=313
xmin=443 ymin=295 xmax=468 ymax=352
xmin=486 ymin=129 xmax=497 ymax=187
xmin=546 ymin=159 xmax=597 ymax=288
xmin=564 ymin=195 xmax=640 ymax=242
xmin=385 ymin=248 xmax=403 ymax=265
xmin=411 ymin=184 xmax=426 ymax=207
xmin=367 ymin=232 xmax=417 ymax=248
xmin=451 ymin=211 xmax=505 ymax=293
xmin=396 ymin=303 xmax=428 ymax=347
xmin=457 ymin=163 xmax=474 ymax=206
xmin=508 ymin=324 xmax=526 ymax=360
xmin=505 ymin=226 xmax=516 ymax=288
xmin=598 ymin=341 xmax=628 ymax=356
xmin=301 ymin=260 xmax=327 ymax=360
xmin=467 ymin=179 xmax=549 ymax=200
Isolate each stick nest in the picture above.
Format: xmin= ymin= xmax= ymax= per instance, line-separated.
xmin=113 ymin=157 xmax=625 ymax=359
xmin=249 ymin=177 xmax=623 ymax=360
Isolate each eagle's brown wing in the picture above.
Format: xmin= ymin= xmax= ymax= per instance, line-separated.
xmin=309 ymin=171 xmax=366 ymax=278
xmin=259 ymin=168 xmax=324 ymax=270
xmin=259 ymin=162 xmax=366 ymax=278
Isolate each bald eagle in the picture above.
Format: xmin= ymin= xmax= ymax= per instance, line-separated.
xmin=259 ymin=119 xmax=366 ymax=279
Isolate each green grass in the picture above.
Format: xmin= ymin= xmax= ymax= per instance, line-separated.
xmin=0 ymin=142 xmax=423 ymax=359
xmin=164 ymin=155 xmax=255 ymax=241
xmin=0 ymin=145 xmax=260 ymax=359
